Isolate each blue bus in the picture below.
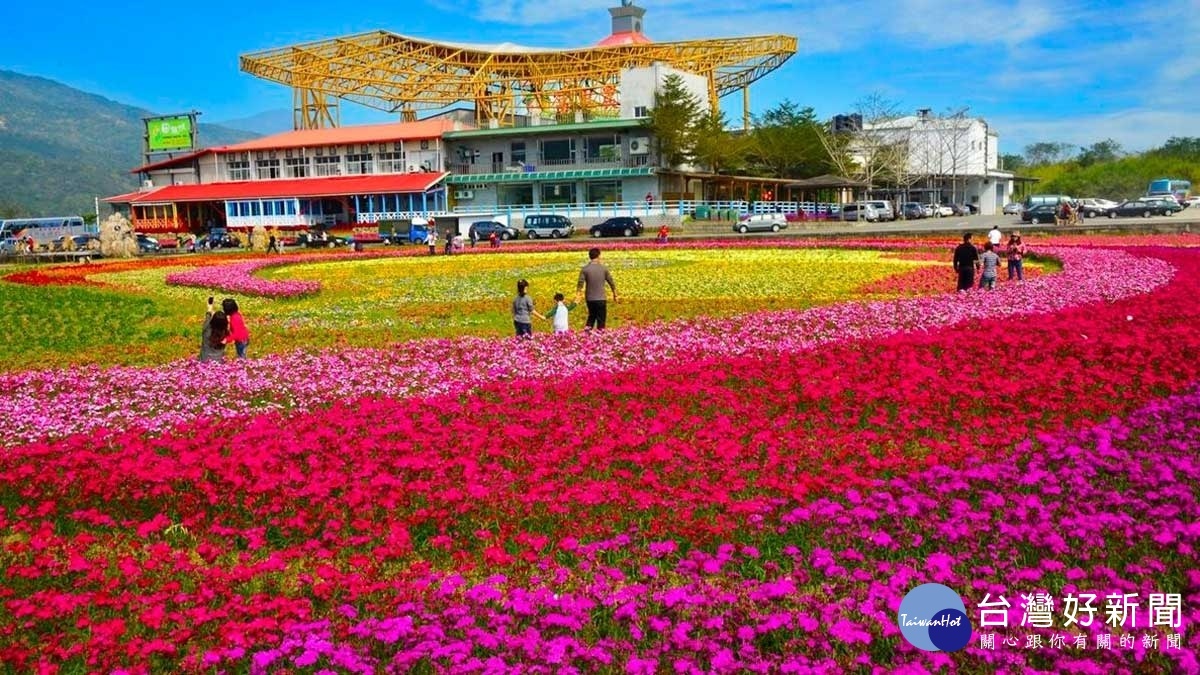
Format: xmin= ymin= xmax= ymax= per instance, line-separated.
xmin=0 ymin=216 xmax=89 ymax=247
xmin=1147 ymin=178 xmax=1192 ymax=203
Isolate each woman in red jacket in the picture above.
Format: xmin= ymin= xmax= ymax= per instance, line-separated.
xmin=221 ymin=298 xmax=251 ymax=359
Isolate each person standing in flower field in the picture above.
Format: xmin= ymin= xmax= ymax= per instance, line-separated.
xmin=222 ymin=298 xmax=251 ymax=358
xmin=576 ymin=247 xmax=618 ymax=330
xmin=425 ymin=227 xmax=438 ymax=256
xmin=1007 ymin=231 xmax=1027 ymax=281
xmin=550 ymin=292 xmax=576 ymax=334
xmin=988 ymin=223 xmax=1002 ymax=248
xmin=199 ymin=298 xmax=229 ymax=362
xmin=512 ymin=279 xmax=545 ymax=339
xmin=953 ymin=233 xmax=980 ymax=292
xmin=978 ymin=242 xmax=1001 ymax=290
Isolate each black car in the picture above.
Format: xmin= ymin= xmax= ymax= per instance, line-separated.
xmin=590 ymin=216 xmax=644 ymax=238
xmin=469 ymin=221 xmax=518 ymax=241
xmin=900 ymin=202 xmax=925 ymax=219
xmin=196 ymin=233 xmax=241 ymax=249
xmin=136 ymin=234 xmax=162 ymax=253
xmin=1020 ymin=204 xmax=1059 ymax=225
xmin=1107 ymin=199 xmax=1182 ymax=218
xmin=297 ymin=231 xmax=350 ymax=248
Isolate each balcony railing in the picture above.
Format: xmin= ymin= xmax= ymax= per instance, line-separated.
xmin=450 ymin=155 xmax=651 ymax=176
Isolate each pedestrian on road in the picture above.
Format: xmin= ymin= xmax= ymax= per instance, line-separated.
xmin=575 ymin=247 xmax=618 ymax=330
xmin=953 ymin=233 xmax=980 ymax=292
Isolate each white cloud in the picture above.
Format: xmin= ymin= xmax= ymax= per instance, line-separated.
xmin=992 ymin=108 xmax=1200 ymax=153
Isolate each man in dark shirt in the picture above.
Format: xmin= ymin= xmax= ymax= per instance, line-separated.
xmin=576 ymin=247 xmax=617 ymax=329
xmin=953 ymin=233 xmax=980 ymax=292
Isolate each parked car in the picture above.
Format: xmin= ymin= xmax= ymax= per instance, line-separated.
xmin=900 ymin=202 xmax=926 ymax=220
xmin=1107 ymin=199 xmax=1182 ymax=218
xmin=840 ymin=203 xmax=882 ymax=222
xmin=53 ymin=233 xmax=101 ymax=252
xmin=930 ymin=204 xmax=954 ymax=218
xmin=590 ymin=216 xmax=644 ymax=238
xmin=1002 ymin=202 xmax=1024 ymax=215
xmin=469 ymin=221 xmax=518 ymax=241
xmin=0 ymin=237 xmax=21 ymax=254
xmin=1184 ymin=196 xmax=1200 ymax=209
xmin=1078 ymin=198 xmax=1118 ymax=218
xmin=1021 ymin=204 xmax=1060 ymax=224
xmin=136 ymin=234 xmax=162 ymax=253
xmin=861 ymin=200 xmax=895 ymax=221
xmin=196 ymin=232 xmax=241 ymax=249
xmin=522 ymin=214 xmax=574 ymax=239
xmin=733 ymin=214 xmax=788 ymax=233
xmin=297 ymin=231 xmax=350 ymax=247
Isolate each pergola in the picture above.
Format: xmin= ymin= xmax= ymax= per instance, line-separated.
xmin=240 ymin=31 xmax=796 ymax=129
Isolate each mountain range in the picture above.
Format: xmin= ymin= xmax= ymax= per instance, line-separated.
xmin=0 ymin=69 xmax=258 ymax=218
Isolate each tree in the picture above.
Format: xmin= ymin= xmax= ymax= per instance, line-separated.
xmin=1077 ymin=139 xmax=1123 ymax=167
xmin=0 ymin=200 xmax=24 ymax=218
xmin=82 ymin=213 xmax=98 ymax=226
xmin=1023 ymin=142 xmax=1076 ymax=166
xmin=642 ymin=74 xmax=700 ymax=169
xmin=1155 ymin=137 xmax=1200 ymax=159
xmin=1000 ymin=153 xmax=1026 ymax=172
xmin=690 ymin=110 xmax=750 ymax=175
xmin=816 ymin=93 xmax=910 ymax=191
xmin=748 ymin=100 xmax=828 ymax=178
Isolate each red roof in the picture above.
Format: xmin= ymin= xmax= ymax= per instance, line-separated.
xmin=596 ymin=31 xmax=653 ymax=47
xmin=104 ymin=173 xmax=447 ymax=204
xmin=222 ymin=118 xmax=466 ymax=152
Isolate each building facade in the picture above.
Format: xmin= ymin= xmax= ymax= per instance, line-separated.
xmin=861 ymin=111 xmax=1015 ymax=215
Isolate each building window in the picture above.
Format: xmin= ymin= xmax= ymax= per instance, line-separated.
xmin=378 ymin=151 xmax=404 ymax=173
xmin=499 ymin=184 xmax=534 ymax=206
xmin=540 ymin=139 xmax=573 ymax=165
xmin=256 ymin=159 xmax=281 ymax=179
xmin=285 ymin=157 xmax=309 ymax=178
xmin=634 ymin=106 xmax=649 ymax=118
xmin=586 ymin=180 xmax=622 ymax=203
xmin=346 ymin=153 xmax=374 ymax=175
xmin=227 ymin=160 xmax=250 ymax=181
xmin=541 ymin=182 xmax=575 ymax=205
xmin=314 ymin=155 xmax=341 ymax=177
xmin=511 ymin=142 xmax=526 ymax=166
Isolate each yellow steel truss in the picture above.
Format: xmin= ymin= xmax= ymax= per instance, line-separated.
xmin=240 ymin=32 xmax=797 ymax=129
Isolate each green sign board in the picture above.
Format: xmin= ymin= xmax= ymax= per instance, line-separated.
xmin=146 ymin=116 xmax=194 ymax=152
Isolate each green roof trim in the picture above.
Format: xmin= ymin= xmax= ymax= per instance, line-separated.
xmin=444 ymin=118 xmax=646 ymax=139
xmin=447 ymin=167 xmax=654 ymax=184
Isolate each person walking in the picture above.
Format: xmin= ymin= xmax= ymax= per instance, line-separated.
xmin=550 ymin=292 xmax=576 ymax=334
xmin=222 ymin=298 xmax=251 ymax=358
xmin=575 ymin=247 xmax=618 ymax=330
xmin=267 ymin=235 xmax=281 ymax=254
xmin=469 ymin=225 xmax=479 ymax=248
xmin=425 ymin=227 xmax=438 ymax=256
xmin=1006 ymin=231 xmax=1027 ymax=281
xmin=987 ymin=224 xmax=1002 ymax=249
xmin=953 ymin=233 xmax=980 ymax=293
xmin=511 ymin=279 xmax=545 ymax=339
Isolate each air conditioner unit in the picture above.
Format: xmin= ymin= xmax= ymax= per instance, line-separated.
xmin=629 ymin=137 xmax=650 ymax=155
xmin=454 ymin=190 xmax=475 ymax=200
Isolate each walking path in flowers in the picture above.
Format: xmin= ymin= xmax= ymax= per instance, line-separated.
xmin=0 ymin=246 xmax=1171 ymax=448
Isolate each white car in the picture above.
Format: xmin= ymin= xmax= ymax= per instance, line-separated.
xmin=1002 ymin=203 xmax=1023 ymax=215
xmin=930 ymin=204 xmax=954 ymax=217
xmin=1078 ymin=198 xmax=1119 ymax=218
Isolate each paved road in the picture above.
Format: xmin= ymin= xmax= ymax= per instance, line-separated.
xmin=681 ymin=211 xmax=1200 ymax=238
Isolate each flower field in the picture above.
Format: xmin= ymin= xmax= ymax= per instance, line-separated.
xmin=1 ymin=236 xmax=1199 ymax=673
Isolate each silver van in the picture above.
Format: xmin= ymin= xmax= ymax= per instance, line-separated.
xmin=841 ymin=203 xmax=881 ymax=222
xmin=864 ymin=200 xmax=896 ymax=221
xmin=522 ymin=214 xmax=575 ymax=239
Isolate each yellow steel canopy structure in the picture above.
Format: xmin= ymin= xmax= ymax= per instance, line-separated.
xmin=239 ymin=31 xmax=797 ymax=129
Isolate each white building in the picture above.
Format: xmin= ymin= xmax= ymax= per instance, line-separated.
xmin=861 ymin=110 xmax=1015 ymax=215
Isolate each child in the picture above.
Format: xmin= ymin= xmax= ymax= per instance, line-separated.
xmin=489 ymin=231 xmax=499 ymax=249
xmin=550 ymin=292 xmax=576 ymax=334
xmin=222 ymin=298 xmax=251 ymax=358
xmin=979 ymin=242 xmax=1000 ymax=290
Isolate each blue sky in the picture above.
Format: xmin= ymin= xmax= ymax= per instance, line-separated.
xmin=3 ymin=0 xmax=1196 ymax=154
